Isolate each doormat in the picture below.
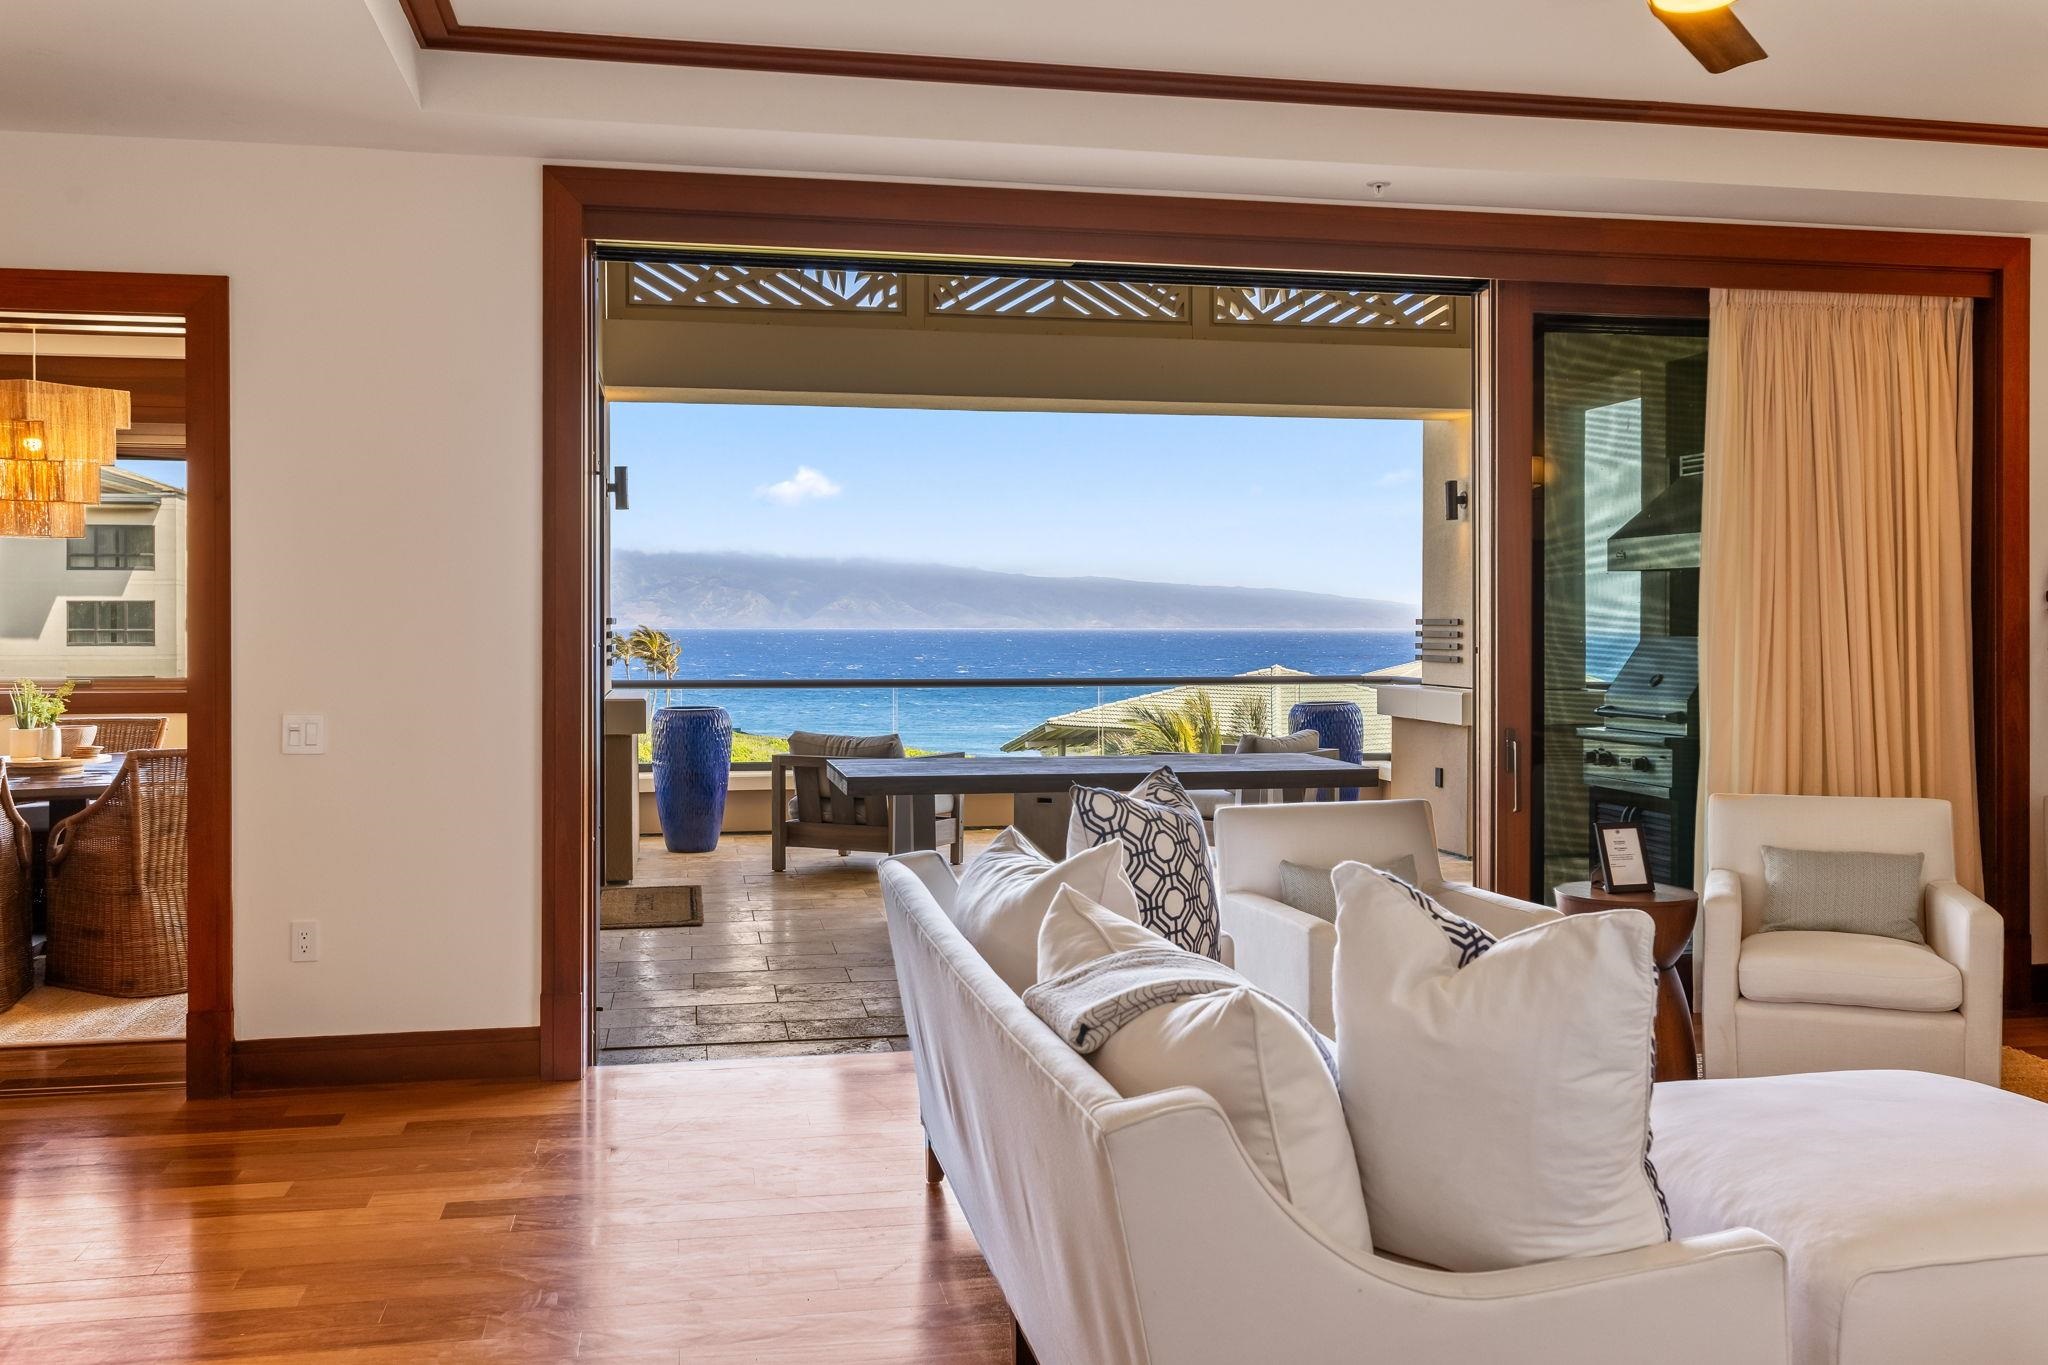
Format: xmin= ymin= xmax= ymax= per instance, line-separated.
xmin=600 ymin=884 xmax=704 ymax=930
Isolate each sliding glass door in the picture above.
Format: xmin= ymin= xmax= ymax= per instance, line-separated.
xmin=1488 ymin=286 xmax=1708 ymax=902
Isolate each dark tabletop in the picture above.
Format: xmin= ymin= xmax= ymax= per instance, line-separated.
xmin=827 ymin=752 xmax=1379 ymax=796
xmin=3 ymin=756 xmax=122 ymax=805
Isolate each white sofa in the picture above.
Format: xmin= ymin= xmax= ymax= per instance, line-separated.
xmin=1213 ymin=799 xmax=1550 ymax=1035
xmin=879 ymin=850 xmax=1790 ymax=1365
xmin=1701 ymin=794 xmax=2002 ymax=1085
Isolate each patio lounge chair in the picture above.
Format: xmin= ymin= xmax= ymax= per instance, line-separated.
xmin=770 ymin=731 xmax=966 ymax=871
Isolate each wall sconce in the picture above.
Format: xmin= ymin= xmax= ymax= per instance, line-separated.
xmin=1443 ymin=479 xmax=1469 ymax=521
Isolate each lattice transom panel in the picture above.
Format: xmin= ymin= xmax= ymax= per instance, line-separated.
xmin=628 ymin=262 xmax=904 ymax=312
xmin=1213 ymin=286 xmax=1456 ymax=330
xmin=930 ymin=275 xmax=1189 ymax=322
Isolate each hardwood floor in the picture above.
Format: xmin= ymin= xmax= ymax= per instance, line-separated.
xmin=599 ymin=833 xmax=998 ymax=1066
xmin=0 ymin=1040 xmax=183 ymax=1093
xmin=0 ymin=1052 xmax=1011 ymax=1362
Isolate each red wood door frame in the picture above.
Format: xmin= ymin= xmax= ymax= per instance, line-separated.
xmin=541 ymin=169 xmax=2031 ymax=1077
xmin=1487 ymin=284 xmax=1710 ymax=900
xmin=0 ymin=268 xmax=232 ymax=1098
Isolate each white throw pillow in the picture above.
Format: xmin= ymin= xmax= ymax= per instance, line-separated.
xmin=1038 ymin=882 xmax=1169 ymax=975
xmin=1038 ymin=887 xmax=1372 ymax=1252
xmin=1332 ymin=862 xmax=1668 ymax=1271
xmin=949 ymin=827 xmax=1140 ymax=992
xmin=1066 ymin=766 xmax=1220 ymax=959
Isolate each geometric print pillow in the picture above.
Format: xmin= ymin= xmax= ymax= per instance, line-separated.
xmin=1067 ymin=766 xmax=1220 ymax=959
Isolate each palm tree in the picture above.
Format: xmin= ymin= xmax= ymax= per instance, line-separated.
xmin=1112 ymin=689 xmax=1269 ymax=755
xmin=622 ymin=625 xmax=680 ymax=679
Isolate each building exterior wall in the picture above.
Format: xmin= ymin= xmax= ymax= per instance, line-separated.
xmin=0 ymin=495 xmax=187 ymax=681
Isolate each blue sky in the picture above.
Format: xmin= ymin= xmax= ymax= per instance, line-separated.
xmin=608 ymin=403 xmax=1425 ymax=603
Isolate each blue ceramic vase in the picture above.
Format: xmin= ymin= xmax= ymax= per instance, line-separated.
xmin=651 ymin=705 xmax=733 ymax=853
xmin=1288 ymin=699 xmax=1366 ymax=801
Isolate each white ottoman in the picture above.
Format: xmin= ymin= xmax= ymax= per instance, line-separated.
xmin=1653 ymin=1070 xmax=2048 ymax=1365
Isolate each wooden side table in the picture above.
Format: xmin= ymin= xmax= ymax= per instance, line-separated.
xmin=1552 ymin=881 xmax=1699 ymax=1082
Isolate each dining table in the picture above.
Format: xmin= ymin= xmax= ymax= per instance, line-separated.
xmin=4 ymin=755 xmax=124 ymax=826
xmin=826 ymin=752 xmax=1382 ymax=857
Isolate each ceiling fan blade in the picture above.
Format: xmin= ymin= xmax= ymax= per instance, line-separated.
xmin=1650 ymin=2 xmax=1768 ymax=74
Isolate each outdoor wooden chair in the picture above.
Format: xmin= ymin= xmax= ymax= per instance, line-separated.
xmin=90 ymin=716 xmax=169 ymax=754
xmin=46 ymin=748 xmax=188 ymax=998
xmin=771 ymin=737 xmax=966 ymax=871
xmin=0 ymin=782 xmax=33 ymax=1011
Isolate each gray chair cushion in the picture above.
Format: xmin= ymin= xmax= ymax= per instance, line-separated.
xmin=788 ymin=730 xmax=905 ymax=759
xmin=1757 ymin=845 xmax=1926 ymax=944
xmin=1278 ymin=853 xmax=1416 ymax=923
xmin=1235 ymin=729 xmax=1324 ymax=755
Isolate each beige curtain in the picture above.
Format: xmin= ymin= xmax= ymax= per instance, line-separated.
xmin=1700 ymin=289 xmax=1979 ymax=890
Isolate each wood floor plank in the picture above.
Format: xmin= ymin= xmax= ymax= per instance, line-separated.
xmin=0 ymin=1054 xmax=1009 ymax=1362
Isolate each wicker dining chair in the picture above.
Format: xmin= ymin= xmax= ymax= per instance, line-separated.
xmin=0 ymin=781 xmax=33 ymax=1011
xmin=46 ymin=748 xmax=188 ymax=998
xmin=90 ymin=716 xmax=169 ymax=754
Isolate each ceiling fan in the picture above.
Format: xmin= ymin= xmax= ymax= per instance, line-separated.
xmin=1649 ymin=0 xmax=1768 ymax=74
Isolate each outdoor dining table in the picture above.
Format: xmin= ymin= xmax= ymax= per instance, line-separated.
xmin=826 ymin=752 xmax=1382 ymax=857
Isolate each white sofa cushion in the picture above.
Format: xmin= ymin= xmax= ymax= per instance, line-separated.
xmin=1332 ymin=862 xmax=1669 ymax=1272
xmin=1039 ymin=882 xmax=1164 ymax=971
xmin=1738 ymin=930 xmax=1962 ymax=1013
xmin=950 ymin=827 xmax=1140 ymax=992
xmin=1068 ymin=767 xmax=1220 ymax=959
xmin=1654 ymin=1070 xmax=2048 ymax=1365
xmin=1038 ymin=887 xmax=1372 ymax=1252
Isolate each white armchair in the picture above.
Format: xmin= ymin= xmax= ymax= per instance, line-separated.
xmin=1213 ymin=799 xmax=1558 ymax=1034
xmin=1701 ymin=793 xmax=2002 ymax=1085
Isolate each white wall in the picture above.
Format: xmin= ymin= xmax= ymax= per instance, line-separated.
xmin=0 ymin=131 xmax=543 ymax=1037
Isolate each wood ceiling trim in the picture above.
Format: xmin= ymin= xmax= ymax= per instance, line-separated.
xmin=400 ymin=0 xmax=2048 ymax=150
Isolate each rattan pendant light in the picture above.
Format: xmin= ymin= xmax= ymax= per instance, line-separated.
xmin=0 ymin=327 xmax=132 ymax=538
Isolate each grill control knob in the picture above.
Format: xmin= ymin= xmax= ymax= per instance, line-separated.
xmin=1631 ymin=756 xmax=1655 ymax=773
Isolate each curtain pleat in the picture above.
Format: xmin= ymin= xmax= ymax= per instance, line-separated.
xmin=1700 ymin=289 xmax=1979 ymax=890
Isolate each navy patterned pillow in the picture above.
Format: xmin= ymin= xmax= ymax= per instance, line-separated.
xmin=1066 ymin=767 xmax=1219 ymax=959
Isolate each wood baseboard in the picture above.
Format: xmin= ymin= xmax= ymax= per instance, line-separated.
xmin=232 ymin=1026 xmax=542 ymax=1090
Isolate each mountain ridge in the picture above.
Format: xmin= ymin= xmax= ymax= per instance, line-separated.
xmin=613 ymin=551 xmax=1415 ymax=631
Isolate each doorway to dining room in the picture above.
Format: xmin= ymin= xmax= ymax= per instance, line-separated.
xmin=0 ymin=275 xmax=230 ymax=1095
xmin=588 ymin=250 xmax=1479 ymax=1066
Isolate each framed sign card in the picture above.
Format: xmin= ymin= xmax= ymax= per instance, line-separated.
xmin=1596 ymin=822 xmax=1654 ymax=894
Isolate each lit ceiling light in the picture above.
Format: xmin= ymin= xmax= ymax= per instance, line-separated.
xmin=0 ymin=327 xmax=131 ymax=538
xmin=0 ymin=419 xmax=87 ymax=538
xmin=1649 ymin=0 xmax=1768 ymax=73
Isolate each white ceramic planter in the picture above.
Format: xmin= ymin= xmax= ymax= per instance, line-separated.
xmin=35 ymin=726 xmax=62 ymax=760
xmin=5 ymin=728 xmax=35 ymax=761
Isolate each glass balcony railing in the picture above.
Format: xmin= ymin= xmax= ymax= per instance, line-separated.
xmin=608 ymin=673 xmax=1418 ymax=767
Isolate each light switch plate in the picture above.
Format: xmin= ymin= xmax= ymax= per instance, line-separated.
xmin=282 ymin=713 xmax=327 ymax=755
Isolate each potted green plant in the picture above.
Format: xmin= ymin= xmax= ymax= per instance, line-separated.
xmin=9 ymin=679 xmax=77 ymax=761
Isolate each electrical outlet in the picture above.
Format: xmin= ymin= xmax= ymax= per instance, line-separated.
xmin=290 ymin=919 xmax=319 ymax=962
xmin=282 ymin=714 xmax=327 ymax=755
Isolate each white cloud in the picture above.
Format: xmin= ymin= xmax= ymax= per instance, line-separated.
xmin=1375 ymin=468 xmax=1418 ymax=488
xmin=757 ymin=465 xmax=843 ymax=505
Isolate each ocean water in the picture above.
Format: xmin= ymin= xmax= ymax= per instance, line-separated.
xmin=615 ymin=629 xmax=1413 ymax=755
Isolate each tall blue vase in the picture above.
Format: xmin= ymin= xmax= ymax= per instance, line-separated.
xmin=1288 ymin=699 xmax=1366 ymax=801
xmin=651 ymin=706 xmax=732 ymax=853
